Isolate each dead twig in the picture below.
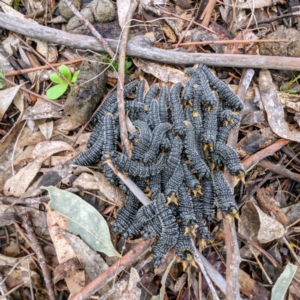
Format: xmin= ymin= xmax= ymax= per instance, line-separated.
xmin=61 ymin=0 xmax=115 ymax=58
xmin=69 ymin=239 xmax=152 ymax=300
xmin=4 ymin=58 xmax=84 ymax=77
xmin=22 ymin=213 xmax=56 ymax=300
xmin=257 ymin=160 xmax=300 ymax=183
xmin=177 ymin=39 xmax=288 ymax=46
xmin=117 ymin=0 xmax=138 ymax=157
xmin=3 ymin=77 xmax=64 ymax=108
xmin=201 ymin=0 xmax=217 ymax=27
xmin=2 ymin=13 xmax=300 ymax=70
xmin=14 ymin=33 xmax=72 ymax=87
xmin=242 ymin=139 xmax=290 ymax=171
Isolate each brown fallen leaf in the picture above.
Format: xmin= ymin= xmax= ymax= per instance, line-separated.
xmin=73 ymin=167 xmax=126 ymax=206
xmin=0 ymin=85 xmax=21 ymax=120
xmin=47 ymin=208 xmax=86 ymax=295
xmin=239 ymin=201 xmax=286 ymax=244
xmin=4 ymin=141 xmax=74 ymax=197
xmin=259 ymin=69 xmax=300 ymax=142
xmin=22 ymin=102 xmax=63 ymax=121
xmin=133 ymin=59 xmax=189 ymax=84
xmin=256 ymin=186 xmax=289 ymax=225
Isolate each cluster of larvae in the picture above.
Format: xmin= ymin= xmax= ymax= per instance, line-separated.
xmin=74 ymin=64 xmax=245 ymax=267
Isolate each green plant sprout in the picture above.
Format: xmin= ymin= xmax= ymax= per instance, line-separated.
xmin=101 ymin=54 xmax=132 ymax=73
xmin=280 ymin=74 xmax=300 ymax=94
xmin=46 ymin=65 xmax=80 ymax=100
xmin=0 ymin=71 xmax=5 ymax=89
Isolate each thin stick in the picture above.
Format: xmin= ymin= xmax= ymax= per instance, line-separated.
xmin=175 ymin=16 xmax=196 ymax=48
xmin=2 ymin=13 xmax=300 ymax=70
xmin=117 ymin=0 xmax=138 ymax=157
xmin=14 ymin=34 xmax=72 ymax=87
xmin=191 ymin=241 xmax=220 ymax=300
xmin=3 ymin=77 xmax=64 ymax=108
xmin=162 ymin=10 xmax=218 ymax=35
xmin=69 ymin=239 xmax=152 ymax=300
xmin=22 ymin=213 xmax=56 ymax=300
xmin=4 ymin=58 xmax=84 ymax=77
xmin=223 ymin=68 xmax=254 ymax=300
xmin=257 ymin=160 xmax=300 ymax=183
xmin=201 ymin=0 xmax=217 ymax=27
xmin=242 ymin=139 xmax=290 ymax=171
xmin=61 ymin=0 xmax=115 ymax=58
xmin=177 ymin=39 xmax=288 ymax=46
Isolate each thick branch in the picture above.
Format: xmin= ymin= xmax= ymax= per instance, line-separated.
xmin=1 ymin=12 xmax=300 ymax=70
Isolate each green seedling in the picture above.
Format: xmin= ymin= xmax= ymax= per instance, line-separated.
xmin=279 ymin=86 xmax=298 ymax=94
xmin=102 ymin=54 xmax=132 ymax=74
xmin=0 ymin=71 xmax=5 ymax=89
xmin=46 ymin=65 xmax=80 ymax=100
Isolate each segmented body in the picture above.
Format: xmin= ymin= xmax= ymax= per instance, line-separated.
xmin=182 ymin=160 xmax=201 ymax=192
xmin=184 ymin=122 xmax=210 ymax=178
xmin=143 ymin=123 xmax=172 ymax=164
xmin=123 ymin=201 xmax=156 ymax=238
xmin=170 ymin=83 xmax=185 ymax=136
xmin=148 ymin=100 xmax=161 ymax=128
xmin=199 ymin=64 xmax=244 ymax=111
xmin=182 ymin=76 xmax=197 ymax=102
xmin=216 ymin=114 xmax=240 ymax=144
xmin=144 ymin=84 xmax=159 ymax=107
xmin=177 ymin=183 xmax=197 ymax=227
xmin=74 ymin=133 xmax=105 ymax=165
xmin=186 ymin=68 xmax=218 ymax=108
xmin=163 ymin=135 xmax=183 ymax=181
xmin=111 ymin=151 xmax=165 ymax=178
xmin=212 ymin=169 xmax=237 ymax=214
xmin=149 ymin=172 xmax=162 ymax=199
xmin=175 ymin=225 xmax=194 ymax=261
xmin=159 ymin=87 xmax=168 ymax=123
xmin=131 ymin=120 xmax=152 ymax=161
xmin=192 ymin=110 xmax=203 ymax=142
xmin=143 ymin=216 xmax=162 ymax=240
xmin=111 ymin=192 xmax=140 ymax=234
xmin=152 ymin=194 xmax=179 ymax=266
xmin=135 ymin=80 xmax=147 ymax=120
xmin=214 ymin=142 xmax=244 ymax=176
xmin=198 ymin=177 xmax=215 ymax=222
xmin=164 ymin=164 xmax=184 ymax=201
xmin=202 ymin=106 xmax=218 ymax=147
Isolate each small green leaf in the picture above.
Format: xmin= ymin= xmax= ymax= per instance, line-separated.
xmin=151 ymin=257 xmax=176 ymax=300
xmin=125 ymin=60 xmax=132 ymax=70
xmin=42 ymin=186 xmax=120 ymax=257
xmin=46 ymin=83 xmax=68 ymax=100
xmin=59 ymin=65 xmax=72 ymax=81
xmin=271 ymin=263 xmax=297 ymax=300
xmin=71 ymin=70 xmax=80 ymax=83
xmin=285 ymin=89 xmax=298 ymax=94
xmin=0 ymin=71 xmax=5 ymax=79
xmin=0 ymin=81 xmax=5 ymax=89
xmin=50 ymin=73 xmax=65 ymax=85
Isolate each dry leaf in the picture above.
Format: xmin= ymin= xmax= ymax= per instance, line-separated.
xmin=38 ymin=121 xmax=54 ymax=140
xmin=4 ymin=141 xmax=73 ymax=196
xmin=47 ymin=208 xmax=86 ymax=294
xmin=22 ymin=102 xmax=63 ymax=121
xmin=259 ymin=69 xmax=300 ymax=142
xmin=0 ymin=85 xmax=20 ymax=120
xmin=73 ymin=167 xmax=125 ymax=206
xmin=133 ymin=59 xmax=189 ymax=84
xmin=117 ymin=0 xmax=131 ymax=27
xmin=239 ymin=201 xmax=286 ymax=244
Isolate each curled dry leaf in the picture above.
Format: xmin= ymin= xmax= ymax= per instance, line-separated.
xmin=38 ymin=121 xmax=54 ymax=141
xmin=4 ymin=141 xmax=74 ymax=197
xmin=259 ymin=69 xmax=300 ymax=142
xmin=133 ymin=59 xmax=189 ymax=84
xmin=22 ymin=102 xmax=63 ymax=121
xmin=0 ymin=85 xmax=20 ymax=120
xmin=239 ymin=201 xmax=286 ymax=244
xmin=47 ymin=208 xmax=86 ymax=295
xmin=73 ymin=166 xmax=126 ymax=206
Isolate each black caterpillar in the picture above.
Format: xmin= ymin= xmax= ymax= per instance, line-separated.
xmin=199 ymin=64 xmax=244 ymax=111
xmin=170 ymin=83 xmax=185 ymax=136
xmin=74 ymin=64 xmax=245 ymax=267
xmin=212 ymin=169 xmax=237 ymax=214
